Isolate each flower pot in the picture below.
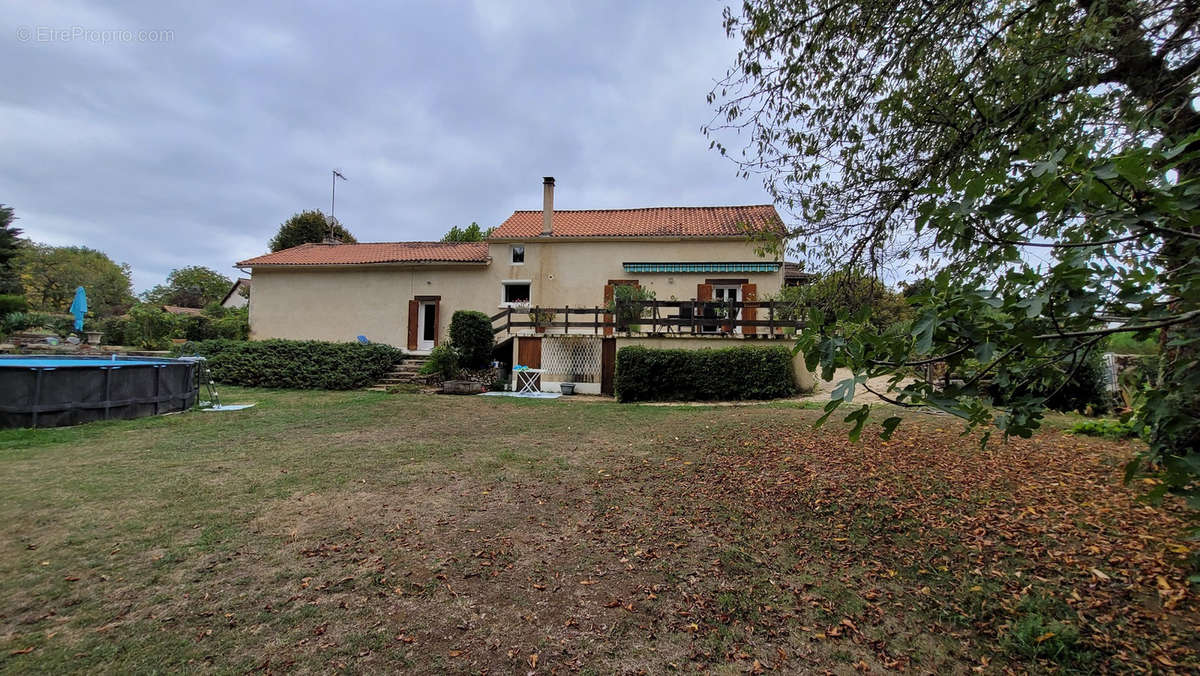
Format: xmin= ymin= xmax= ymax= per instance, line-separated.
xmin=85 ymin=331 xmax=103 ymax=346
xmin=560 ymin=383 xmax=575 ymax=395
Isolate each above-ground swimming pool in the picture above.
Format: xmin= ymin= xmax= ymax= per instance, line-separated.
xmin=0 ymin=355 xmax=198 ymax=428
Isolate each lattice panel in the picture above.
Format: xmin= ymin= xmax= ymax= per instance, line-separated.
xmin=540 ymin=337 xmax=602 ymax=383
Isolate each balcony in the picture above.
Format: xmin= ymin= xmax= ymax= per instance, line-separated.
xmin=490 ymin=299 xmax=805 ymax=336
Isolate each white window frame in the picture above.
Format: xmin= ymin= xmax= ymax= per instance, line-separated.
xmin=500 ymin=279 xmax=532 ymax=307
xmin=510 ymin=244 xmax=525 ymax=265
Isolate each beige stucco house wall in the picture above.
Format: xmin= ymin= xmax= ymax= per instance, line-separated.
xmin=246 ymin=237 xmax=786 ymax=347
xmin=247 ymin=263 xmax=491 ymax=346
xmin=485 ymin=238 xmax=783 ymax=311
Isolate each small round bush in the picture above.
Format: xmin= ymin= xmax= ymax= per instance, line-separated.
xmin=449 ymin=310 xmax=494 ymax=369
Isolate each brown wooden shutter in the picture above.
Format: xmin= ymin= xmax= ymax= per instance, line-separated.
xmin=603 ymin=284 xmax=615 ymax=336
xmin=407 ymin=300 xmax=419 ymax=350
xmin=741 ymin=283 xmax=758 ymax=335
xmin=697 ymin=284 xmax=713 ymax=301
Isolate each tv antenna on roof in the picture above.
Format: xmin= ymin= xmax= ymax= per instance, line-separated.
xmin=328 ymin=169 xmax=347 ymax=241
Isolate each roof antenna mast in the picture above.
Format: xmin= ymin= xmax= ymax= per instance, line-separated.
xmin=329 ymin=169 xmax=347 ymax=242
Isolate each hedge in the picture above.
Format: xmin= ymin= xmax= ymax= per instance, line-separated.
xmin=179 ymin=339 xmax=404 ymax=390
xmin=614 ymin=345 xmax=796 ymax=402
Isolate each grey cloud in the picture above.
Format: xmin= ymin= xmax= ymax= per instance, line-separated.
xmin=1 ymin=0 xmax=771 ymax=292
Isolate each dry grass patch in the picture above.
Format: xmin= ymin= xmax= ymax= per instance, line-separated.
xmin=0 ymin=388 xmax=1195 ymax=673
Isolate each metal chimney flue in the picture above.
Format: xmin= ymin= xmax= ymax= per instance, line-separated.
xmin=542 ymin=177 xmax=554 ymax=236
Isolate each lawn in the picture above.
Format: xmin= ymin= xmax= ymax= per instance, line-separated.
xmin=0 ymin=389 xmax=1196 ymax=673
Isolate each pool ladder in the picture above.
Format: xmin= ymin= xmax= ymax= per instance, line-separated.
xmin=196 ymin=357 xmax=221 ymax=409
xmin=178 ymin=352 xmax=221 ymax=409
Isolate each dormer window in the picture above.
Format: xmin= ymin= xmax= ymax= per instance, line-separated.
xmin=510 ymin=245 xmax=525 ymax=264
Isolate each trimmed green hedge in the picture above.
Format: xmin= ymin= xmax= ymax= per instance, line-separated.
xmin=614 ymin=345 xmax=796 ymax=402
xmin=449 ymin=310 xmax=494 ymax=368
xmin=180 ymin=339 xmax=404 ymax=390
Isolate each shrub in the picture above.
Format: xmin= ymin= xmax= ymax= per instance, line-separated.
xmin=180 ymin=339 xmax=404 ymax=390
xmin=420 ymin=344 xmax=459 ymax=379
xmin=1070 ymin=418 xmax=1140 ymax=440
xmin=101 ymin=316 xmax=132 ymax=345
xmin=449 ymin=310 xmax=494 ymax=368
xmin=1 ymin=312 xmax=32 ymax=337
xmin=178 ymin=315 xmax=219 ymax=341
xmin=986 ymin=349 xmax=1110 ymax=414
xmin=1106 ymin=332 xmax=1159 ymax=355
xmin=1044 ymin=349 xmax=1110 ymax=414
xmin=128 ymin=303 xmax=177 ymax=349
xmin=0 ymin=294 xmax=27 ymax=315
xmin=2 ymin=312 xmax=50 ymax=336
xmin=614 ymin=345 xmax=796 ymax=402
xmin=212 ymin=309 xmax=250 ymax=340
xmin=45 ymin=315 xmax=78 ymax=338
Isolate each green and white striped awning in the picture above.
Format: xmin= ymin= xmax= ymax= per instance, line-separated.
xmin=622 ymin=261 xmax=782 ymax=273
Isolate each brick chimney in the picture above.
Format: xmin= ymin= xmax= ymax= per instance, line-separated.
xmin=542 ymin=177 xmax=554 ymax=236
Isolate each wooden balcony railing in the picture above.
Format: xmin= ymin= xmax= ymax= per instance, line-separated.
xmin=491 ymin=300 xmax=804 ymax=336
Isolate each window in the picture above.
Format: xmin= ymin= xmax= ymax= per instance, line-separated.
xmin=502 ymin=280 xmax=531 ymax=305
xmin=510 ymin=245 xmax=525 ymax=264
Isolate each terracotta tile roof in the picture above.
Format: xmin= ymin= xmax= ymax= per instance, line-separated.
xmin=162 ymin=305 xmax=204 ymax=316
xmin=490 ymin=205 xmax=785 ymax=239
xmin=237 ymin=242 xmax=489 ymax=267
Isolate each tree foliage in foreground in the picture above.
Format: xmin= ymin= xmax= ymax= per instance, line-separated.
xmin=709 ymin=1 xmax=1200 ymax=517
xmin=141 ymin=265 xmax=232 ymax=308
xmin=269 ymin=210 xmax=356 ymax=252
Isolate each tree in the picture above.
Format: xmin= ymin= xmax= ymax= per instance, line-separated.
xmin=441 ymin=222 xmax=494 ymax=242
xmin=797 ymin=270 xmax=912 ymax=331
xmin=142 ymin=266 xmax=232 ymax=308
xmin=269 ymin=210 xmax=356 ymax=252
xmin=0 ymin=205 xmax=23 ymax=294
xmin=708 ymin=2 xmax=1200 ymax=514
xmin=15 ymin=242 xmax=135 ymax=317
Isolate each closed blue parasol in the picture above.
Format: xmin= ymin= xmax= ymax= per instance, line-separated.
xmin=68 ymin=286 xmax=87 ymax=331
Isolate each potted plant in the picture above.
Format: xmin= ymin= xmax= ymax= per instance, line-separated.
xmin=606 ymin=285 xmax=655 ymax=333
xmin=528 ymin=307 xmax=555 ymax=333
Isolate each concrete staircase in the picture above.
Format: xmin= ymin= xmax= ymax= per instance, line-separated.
xmin=366 ymin=356 xmax=431 ymax=391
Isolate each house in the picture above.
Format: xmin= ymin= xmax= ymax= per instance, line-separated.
xmin=161 ymin=305 xmax=204 ymax=316
xmin=237 ymin=178 xmax=814 ymax=394
xmin=221 ymin=277 xmax=251 ymax=309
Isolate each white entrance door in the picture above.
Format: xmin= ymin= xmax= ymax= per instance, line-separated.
xmin=417 ymin=301 xmax=437 ymax=350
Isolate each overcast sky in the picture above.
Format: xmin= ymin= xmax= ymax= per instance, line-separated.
xmin=1 ymin=0 xmax=773 ymax=292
